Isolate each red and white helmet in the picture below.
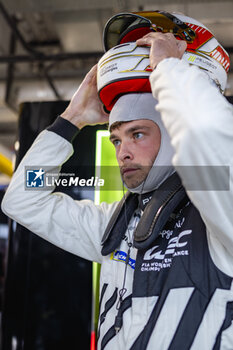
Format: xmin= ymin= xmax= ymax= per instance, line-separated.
xmin=97 ymin=10 xmax=230 ymax=111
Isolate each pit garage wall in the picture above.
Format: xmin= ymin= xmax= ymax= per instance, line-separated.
xmin=1 ymin=101 xmax=107 ymax=350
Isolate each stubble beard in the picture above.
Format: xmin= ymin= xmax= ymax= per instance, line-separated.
xmin=121 ymin=165 xmax=152 ymax=189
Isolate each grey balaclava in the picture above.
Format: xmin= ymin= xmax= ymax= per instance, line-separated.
xmin=109 ymin=93 xmax=175 ymax=194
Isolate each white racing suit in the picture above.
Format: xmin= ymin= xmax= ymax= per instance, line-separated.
xmin=2 ymin=58 xmax=233 ymax=349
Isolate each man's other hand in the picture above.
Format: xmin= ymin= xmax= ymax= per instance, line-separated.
xmin=61 ymin=65 xmax=109 ymax=129
xmin=136 ymin=32 xmax=187 ymax=70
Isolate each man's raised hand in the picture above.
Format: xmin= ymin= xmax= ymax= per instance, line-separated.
xmin=136 ymin=32 xmax=187 ymax=70
xmin=61 ymin=65 xmax=109 ymax=129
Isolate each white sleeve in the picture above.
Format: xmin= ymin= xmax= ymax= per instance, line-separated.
xmin=1 ymin=130 xmax=118 ymax=264
xmin=150 ymin=58 xmax=233 ymax=276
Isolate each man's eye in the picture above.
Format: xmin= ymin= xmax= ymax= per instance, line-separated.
xmin=113 ymin=139 xmax=121 ymax=147
xmin=134 ymin=132 xmax=143 ymax=139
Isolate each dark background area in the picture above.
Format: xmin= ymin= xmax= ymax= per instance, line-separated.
xmin=0 ymin=101 xmax=107 ymax=350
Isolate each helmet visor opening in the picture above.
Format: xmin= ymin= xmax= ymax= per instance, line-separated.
xmin=103 ymin=13 xmax=152 ymax=51
xmin=103 ymin=11 xmax=196 ymax=51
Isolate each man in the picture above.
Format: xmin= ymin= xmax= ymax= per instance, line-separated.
xmin=2 ymin=26 xmax=233 ymax=350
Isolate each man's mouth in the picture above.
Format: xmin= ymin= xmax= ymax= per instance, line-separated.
xmin=121 ymin=167 xmax=140 ymax=176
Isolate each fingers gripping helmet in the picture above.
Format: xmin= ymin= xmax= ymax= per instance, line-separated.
xmin=97 ymin=10 xmax=230 ymax=111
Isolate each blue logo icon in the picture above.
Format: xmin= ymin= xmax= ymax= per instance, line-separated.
xmin=26 ymin=169 xmax=45 ymax=188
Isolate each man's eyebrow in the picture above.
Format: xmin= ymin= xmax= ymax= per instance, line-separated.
xmin=109 ymin=125 xmax=150 ymax=141
xmin=126 ymin=125 xmax=150 ymax=134
xmin=109 ymin=125 xmax=150 ymax=142
xmin=109 ymin=133 xmax=118 ymax=142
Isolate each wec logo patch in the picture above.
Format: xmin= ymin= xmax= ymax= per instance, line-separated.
xmin=141 ymin=230 xmax=192 ymax=272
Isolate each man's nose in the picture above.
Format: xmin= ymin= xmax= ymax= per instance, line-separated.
xmin=118 ymin=141 xmax=133 ymax=162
